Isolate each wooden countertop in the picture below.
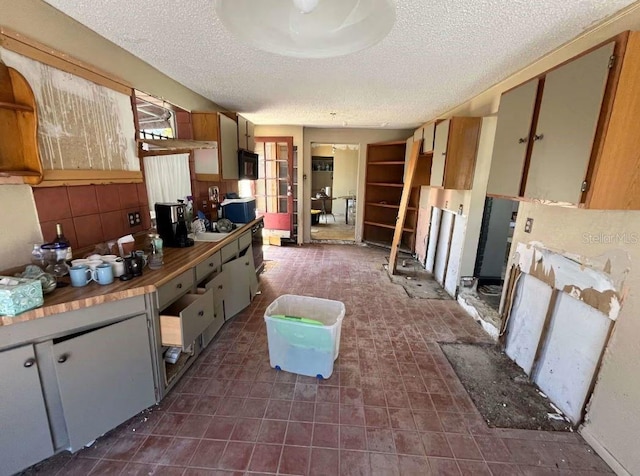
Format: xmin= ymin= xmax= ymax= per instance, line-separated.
xmin=0 ymin=219 xmax=262 ymax=327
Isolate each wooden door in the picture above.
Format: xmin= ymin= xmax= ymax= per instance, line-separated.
xmin=54 ymin=315 xmax=155 ymax=451
xmin=0 ymin=344 xmax=54 ymax=475
xmin=486 ymin=79 xmax=539 ymax=197
xmin=524 ymin=42 xmax=614 ymax=203
xmin=431 ymin=119 xmax=450 ymax=187
xmin=255 ymin=137 xmax=294 ymax=236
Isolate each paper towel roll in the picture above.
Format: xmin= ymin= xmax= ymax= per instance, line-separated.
xmin=325 ymin=186 xmax=331 ymax=197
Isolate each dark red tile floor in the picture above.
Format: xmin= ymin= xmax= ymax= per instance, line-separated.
xmin=32 ymin=244 xmax=613 ymax=475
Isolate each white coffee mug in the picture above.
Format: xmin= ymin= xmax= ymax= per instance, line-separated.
xmin=112 ymin=258 xmax=126 ymax=277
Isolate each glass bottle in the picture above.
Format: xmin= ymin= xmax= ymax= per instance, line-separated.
xmin=54 ymin=223 xmax=73 ymax=261
xmin=148 ymin=236 xmax=164 ymax=270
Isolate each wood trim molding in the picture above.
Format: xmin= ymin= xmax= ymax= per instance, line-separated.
xmin=195 ymin=173 xmax=221 ymax=182
xmin=0 ymin=27 xmax=132 ymax=96
xmin=33 ymin=169 xmax=143 ymax=187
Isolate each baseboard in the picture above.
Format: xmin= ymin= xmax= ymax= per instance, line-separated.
xmin=579 ymin=425 xmax=631 ymax=476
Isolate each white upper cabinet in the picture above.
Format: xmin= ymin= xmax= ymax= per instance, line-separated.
xmin=486 ymin=79 xmax=538 ymax=197
xmin=422 ymin=123 xmax=435 ymax=154
xmin=524 ymin=42 xmax=614 ymax=203
xmin=431 ymin=119 xmax=450 ymax=187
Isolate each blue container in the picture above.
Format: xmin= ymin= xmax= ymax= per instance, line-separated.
xmin=221 ymin=198 xmax=256 ymax=223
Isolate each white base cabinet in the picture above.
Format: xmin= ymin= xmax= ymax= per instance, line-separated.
xmin=54 ymin=315 xmax=156 ymax=451
xmin=0 ymin=344 xmax=54 ymax=476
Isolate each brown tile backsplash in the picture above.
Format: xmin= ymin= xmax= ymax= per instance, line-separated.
xmin=96 ymin=184 xmax=122 ymax=213
xmin=33 ymin=187 xmax=72 ymax=222
xmin=34 ymin=183 xmax=149 ymax=256
xmin=118 ymin=183 xmax=140 ymax=209
xmin=68 ymin=185 xmax=99 ymax=217
xmin=100 ymin=210 xmax=126 ymax=241
xmin=74 ymin=214 xmax=104 ymax=248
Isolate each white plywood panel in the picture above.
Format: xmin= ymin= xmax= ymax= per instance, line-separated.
xmin=425 ymin=207 xmax=440 ymax=273
xmin=505 ymin=274 xmax=553 ymax=374
xmin=534 ymin=293 xmax=612 ymax=423
xmin=414 ymin=206 xmax=431 ymax=265
xmin=486 ymin=80 xmax=538 ymax=197
xmin=194 ymin=146 xmax=219 ymax=174
xmin=434 ymin=210 xmax=454 ymax=284
xmin=524 ymin=42 xmax=614 ymax=203
xmin=444 ymin=213 xmax=466 ymax=296
xmin=431 ymin=119 xmax=449 ymax=187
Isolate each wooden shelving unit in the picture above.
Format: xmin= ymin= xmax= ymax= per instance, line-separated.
xmin=0 ymin=62 xmax=42 ymax=185
xmin=363 ymin=141 xmax=423 ymax=250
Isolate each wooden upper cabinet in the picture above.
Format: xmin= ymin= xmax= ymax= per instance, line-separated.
xmin=192 ymin=112 xmax=239 ymax=180
xmin=431 ymin=117 xmax=481 ymax=189
xmin=487 ymin=32 xmax=640 ymax=209
xmin=486 ymin=79 xmax=538 ymax=197
xmin=587 ymin=33 xmax=640 ymax=209
xmin=524 ymin=42 xmax=614 ymax=203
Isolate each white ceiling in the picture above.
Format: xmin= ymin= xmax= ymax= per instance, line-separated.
xmin=44 ymin=0 xmax=636 ymax=129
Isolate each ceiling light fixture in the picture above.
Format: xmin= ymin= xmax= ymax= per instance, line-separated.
xmin=214 ymin=0 xmax=396 ymax=59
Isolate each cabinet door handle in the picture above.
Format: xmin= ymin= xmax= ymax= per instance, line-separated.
xmin=23 ymin=358 xmax=36 ymax=368
xmin=245 ymin=262 xmax=250 ymax=266
xmin=177 ymin=283 xmax=183 ymax=289
xmin=57 ymin=354 xmax=69 ymax=364
xmin=533 ymin=133 xmax=544 ymax=141
xmin=218 ymin=285 xmax=223 ymax=290
xmin=209 ymin=262 xmax=214 ymax=267
xmin=518 ymin=137 xmax=528 ymax=144
xmin=198 ymin=310 xmax=204 ymax=317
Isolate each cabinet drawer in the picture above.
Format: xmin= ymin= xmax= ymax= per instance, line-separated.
xmin=221 ymin=240 xmax=238 ymax=263
xmin=157 ymin=270 xmax=194 ymax=310
xmin=238 ymin=231 xmax=252 ymax=251
xmin=195 ymin=252 xmax=221 ymax=282
xmin=160 ymin=288 xmax=214 ymax=349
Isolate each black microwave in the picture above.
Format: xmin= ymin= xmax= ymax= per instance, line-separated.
xmin=238 ymin=149 xmax=259 ymax=180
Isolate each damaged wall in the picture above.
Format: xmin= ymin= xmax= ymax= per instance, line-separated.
xmin=410 ymin=3 xmax=640 ymax=473
xmin=509 ymin=203 xmax=639 ymax=474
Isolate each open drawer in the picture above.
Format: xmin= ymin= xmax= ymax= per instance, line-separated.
xmin=160 ymin=287 xmax=214 ymax=349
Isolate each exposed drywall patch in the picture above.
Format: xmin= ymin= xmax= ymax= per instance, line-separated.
xmin=513 ymin=242 xmax=622 ymax=319
xmin=457 ymin=292 xmax=499 ymax=339
xmin=0 ymin=48 xmax=138 ymax=171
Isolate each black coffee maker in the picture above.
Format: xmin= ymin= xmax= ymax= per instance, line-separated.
xmin=155 ymin=203 xmax=194 ymax=248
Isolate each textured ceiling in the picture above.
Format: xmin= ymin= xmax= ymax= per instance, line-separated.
xmin=44 ymin=0 xmax=636 ymax=128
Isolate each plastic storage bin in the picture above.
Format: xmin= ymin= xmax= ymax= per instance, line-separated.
xmin=264 ymin=294 xmax=345 ymax=378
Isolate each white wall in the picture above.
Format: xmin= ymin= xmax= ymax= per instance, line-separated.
xmin=0 ymin=185 xmax=43 ymax=268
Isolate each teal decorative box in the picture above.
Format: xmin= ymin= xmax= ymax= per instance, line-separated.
xmin=0 ymin=276 xmax=44 ymax=317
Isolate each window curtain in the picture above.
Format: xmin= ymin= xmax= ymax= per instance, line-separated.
xmin=143 ymin=154 xmax=192 ymax=215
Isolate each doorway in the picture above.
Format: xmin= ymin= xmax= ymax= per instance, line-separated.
xmin=310 ymin=143 xmax=358 ymax=241
xmin=253 ymin=137 xmax=296 ymax=243
xmin=471 ymin=196 xmax=520 ymax=311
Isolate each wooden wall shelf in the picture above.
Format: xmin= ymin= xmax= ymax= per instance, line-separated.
xmin=0 ymin=61 xmax=42 ymax=185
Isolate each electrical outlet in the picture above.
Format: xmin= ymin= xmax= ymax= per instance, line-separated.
xmin=128 ymin=211 xmax=142 ymax=227
xmin=525 ymin=217 xmax=533 ymax=233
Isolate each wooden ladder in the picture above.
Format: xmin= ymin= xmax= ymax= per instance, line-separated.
xmin=388 ymin=140 xmax=422 ymax=275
